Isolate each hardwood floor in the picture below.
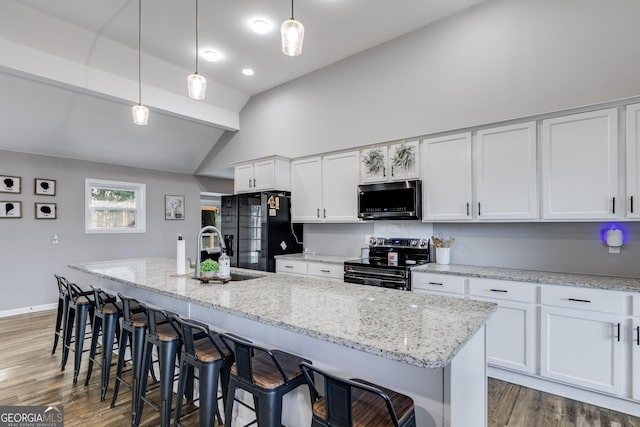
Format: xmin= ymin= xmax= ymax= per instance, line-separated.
xmin=1 ymin=310 xmax=639 ymax=426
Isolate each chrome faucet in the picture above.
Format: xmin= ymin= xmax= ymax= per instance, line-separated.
xmin=194 ymin=226 xmax=226 ymax=279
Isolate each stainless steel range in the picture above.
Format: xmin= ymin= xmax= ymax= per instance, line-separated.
xmin=343 ymin=237 xmax=430 ymax=291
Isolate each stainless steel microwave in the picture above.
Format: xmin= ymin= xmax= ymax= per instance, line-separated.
xmin=357 ymin=180 xmax=422 ymax=220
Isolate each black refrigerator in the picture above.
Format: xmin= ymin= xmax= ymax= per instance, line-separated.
xmin=221 ymin=191 xmax=303 ymax=272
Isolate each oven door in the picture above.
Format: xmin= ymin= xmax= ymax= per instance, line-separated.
xmin=343 ymin=265 xmax=409 ymax=290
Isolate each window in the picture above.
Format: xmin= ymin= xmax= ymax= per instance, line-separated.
xmin=85 ymin=178 xmax=146 ymax=233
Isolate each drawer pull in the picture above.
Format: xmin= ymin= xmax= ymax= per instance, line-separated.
xmin=616 ymin=323 xmax=621 ymax=342
xmin=428 ymin=282 xmax=444 ymax=286
xmin=568 ymin=298 xmax=591 ymax=303
xmin=490 ymin=289 xmax=508 ymax=293
xmin=636 ymin=326 xmax=640 ymax=346
xmin=284 ymin=265 xmax=294 ymax=269
xmin=320 ymin=269 xmax=331 ymax=273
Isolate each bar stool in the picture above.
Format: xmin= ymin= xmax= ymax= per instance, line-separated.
xmin=135 ymin=303 xmax=182 ymax=427
xmin=172 ymin=316 xmax=234 ymax=427
xmin=110 ymin=293 xmax=155 ymax=426
xmin=299 ymin=362 xmax=416 ymax=427
xmin=221 ymin=333 xmax=311 ymax=427
xmin=60 ymin=280 xmax=95 ymax=383
xmin=84 ymin=286 xmax=122 ymax=401
xmin=52 ymin=274 xmax=70 ymax=355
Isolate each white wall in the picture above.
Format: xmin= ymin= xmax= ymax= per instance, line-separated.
xmin=0 ymin=150 xmax=228 ymax=313
xmin=198 ymin=0 xmax=640 ymax=174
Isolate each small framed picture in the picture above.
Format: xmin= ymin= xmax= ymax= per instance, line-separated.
xmin=35 ymin=202 xmax=57 ymax=219
xmin=0 ymin=175 xmax=21 ymax=194
xmin=35 ymin=178 xmax=56 ymax=196
xmin=165 ymin=195 xmax=185 ymax=220
xmin=0 ymin=201 xmax=21 ymax=218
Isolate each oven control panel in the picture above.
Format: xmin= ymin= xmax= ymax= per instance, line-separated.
xmin=368 ymin=237 xmax=429 ymax=249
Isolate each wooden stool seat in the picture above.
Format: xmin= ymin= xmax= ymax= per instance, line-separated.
xmin=194 ymin=335 xmax=232 ymax=362
xmin=230 ymin=349 xmax=307 ymax=389
xmin=312 ymin=378 xmax=415 ymax=427
xmin=300 ymin=362 xmax=417 ymax=427
xmin=100 ymin=302 xmax=121 ymax=314
xmin=156 ymin=323 xmax=180 ymax=342
xmin=75 ymin=295 xmax=92 ymax=305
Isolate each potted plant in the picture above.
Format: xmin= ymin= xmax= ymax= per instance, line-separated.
xmin=200 ymin=259 xmax=219 ymax=278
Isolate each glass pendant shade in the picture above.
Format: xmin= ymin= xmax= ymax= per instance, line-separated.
xmin=132 ymin=104 xmax=149 ymax=125
xmin=187 ymin=73 xmax=207 ymax=99
xmin=281 ymin=19 xmax=304 ymax=56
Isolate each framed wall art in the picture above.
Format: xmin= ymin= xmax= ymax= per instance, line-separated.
xmin=35 ymin=178 xmax=56 ymax=196
xmin=35 ymin=202 xmax=57 ymax=219
xmin=165 ymin=195 xmax=185 ymax=220
xmin=0 ymin=201 xmax=21 ymax=218
xmin=0 ymin=175 xmax=21 ymax=194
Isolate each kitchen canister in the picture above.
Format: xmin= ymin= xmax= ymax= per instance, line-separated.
xmin=436 ymin=247 xmax=450 ymax=265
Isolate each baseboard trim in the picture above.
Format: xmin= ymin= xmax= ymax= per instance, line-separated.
xmin=489 ymin=366 xmax=640 ymax=417
xmin=0 ymin=303 xmax=57 ymax=318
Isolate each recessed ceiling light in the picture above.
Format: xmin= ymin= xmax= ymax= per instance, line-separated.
xmin=201 ymin=50 xmax=222 ymax=62
xmin=242 ymin=68 xmax=255 ymax=76
xmin=251 ymin=19 xmax=271 ymax=34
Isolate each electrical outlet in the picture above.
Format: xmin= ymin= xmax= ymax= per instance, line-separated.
xmin=51 ymin=234 xmax=59 ymax=245
xmin=365 ymin=234 xmax=372 ymax=245
xmin=609 ymin=247 xmax=620 ymax=254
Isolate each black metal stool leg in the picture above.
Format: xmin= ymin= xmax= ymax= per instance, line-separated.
xmin=73 ymin=304 xmax=91 ymax=383
xmin=198 ymin=363 xmax=219 ymax=427
xmin=110 ymin=327 xmax=130 ymax=409
xmin=61 ymin=307 xmax=75 ymax=370
xmin=99 ymin=313 xmax=118 ymax=401
xmin=223 ymin=378 xmax=238 ymax=427
xmin=84 ymin=314 xmax=102 ymax=386
xmin=52 ymin=297 xmax=65 ymax=355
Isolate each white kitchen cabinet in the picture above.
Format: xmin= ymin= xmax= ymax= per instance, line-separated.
xmin=633 ymin=294 xmax=640 ymax=400
xmin=291 ymin=152 xmax=359 ymax=223
xmin=291 ymin=157 xmax=323 ymax=222
xmin=473 ymin=122 xmax=538 ymax=220
xmin=541 ymin=108 xmax=619 ymax=220
xmin=540 ymin=285 xmax=625 ymax=395
xmin=275 ymin=259 xmax=307 ymax=276
xmin=626 ymin=103 xmax=640 ymax=218
xmin=322 ymin=151 xmax=360 ymax=222
xmin=360 ymin=141 xmax=420 ymax=183
xmin=421 ymin=133 xmax=473 ymax=221
xmin=308 ymin=262 xmax=343 ymax=281
xmin=412 ymin=272 xmax=466 ymax=297
xmin=234 ymin=157 xmax=291 ymax=194
xmin=469 ymin=278 xmax=536 ymax=374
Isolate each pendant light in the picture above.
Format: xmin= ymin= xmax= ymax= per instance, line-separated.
xmin=132 ymin=0 xmax=148 ymax=125
xmin=281 ymin=0 xmax=304 ymax=56
xmin=187 ymin=0 xmax=206 ymax=99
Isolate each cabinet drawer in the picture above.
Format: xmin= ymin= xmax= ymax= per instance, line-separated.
xmin=275 ymin=259 xmax=307 ymax=275
xmin=308 ymin=262 xmax=343 ymax=280
xmin=540 ymin=285 xmax=626 ymax=314
xmin=634 ymin=294 xmax=640 ymax=317
xmin=469 ymin=278 xmax=536 ymax=303
xmin=412 ymin=273 xmax=466 ymax=295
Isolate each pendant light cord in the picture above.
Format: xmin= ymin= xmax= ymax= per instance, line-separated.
xmin=137 ymin=0 xmax=142 ymax=104
xmin=291 ymin=0 xmax=295 ymax=19
xmin=195 ymin=0 xmax=199 ymax=74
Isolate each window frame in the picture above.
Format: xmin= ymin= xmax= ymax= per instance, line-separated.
xmin=85 ymin=178 xmax=146 ymax=234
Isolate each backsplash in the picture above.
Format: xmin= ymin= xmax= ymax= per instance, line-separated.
xmin=304 ymin=221 xmax=640 ymax=278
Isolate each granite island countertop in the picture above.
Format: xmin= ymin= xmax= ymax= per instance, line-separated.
xmin=69 ymin=257 xmax=496 ymax=369
xmin=413 ymin=263 xmax=640 ymax=293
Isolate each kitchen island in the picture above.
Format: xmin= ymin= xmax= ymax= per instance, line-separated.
xmin=70 ymin=258 xmax=496 ymax=427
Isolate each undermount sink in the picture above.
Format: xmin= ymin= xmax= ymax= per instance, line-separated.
xmin=229 ymin=273 xmax=264 ymax=282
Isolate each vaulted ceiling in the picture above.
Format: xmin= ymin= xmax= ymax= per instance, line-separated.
xmin=0 ymin=0 xmax=486 ymax=176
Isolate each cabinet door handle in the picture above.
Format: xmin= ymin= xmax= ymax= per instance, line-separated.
xmin=478 ymin=202 xmax=481 ymax=216
xmin=616 ymin=323 xmax=621 ymax=342
xmin=253 ymin=178 xmax=256 ymax=187
xmin=490 ymin=289 xmax=508 ymax=293
xmin=317 ymin=208 xmax=320 ymax=218
xmin=323 ymin=208 xmax=326 ymax=218
xmin=284 ymin=265 xmax=293 ymax=269
xmin=568 ymin=298 xmax=591 ymax=303
xmin=320 ymin=269 xmax=331 ymax=273
xmin=631 ymin=196 xmax=635 ymax=214
xmin=428 ymin=282 xmax=444 ymax=286
xmin=612 ymin=197 xmax=616 ymax=214
xmin=636 ymin=326 xmax=640 ymax=346
xmin=383 ymin=167 xmax=386 ymax=178
xmin=249 ymin=178 xmax=252 ymax=187
xmin=466 ymin=202 xmax=470 ymax=216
